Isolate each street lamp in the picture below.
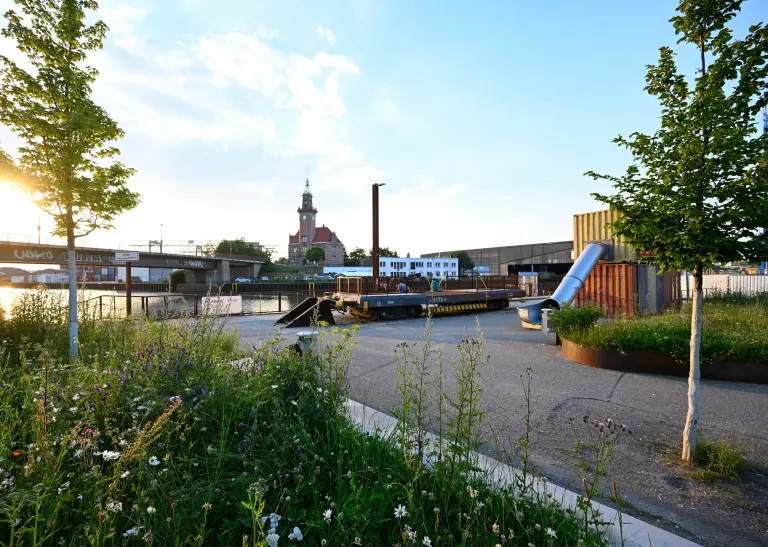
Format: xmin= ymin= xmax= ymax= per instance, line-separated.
xmin=160 ymin=224 xmax=164 ymax=254
xmin=372 ymin=182 xmax=386 ymax=283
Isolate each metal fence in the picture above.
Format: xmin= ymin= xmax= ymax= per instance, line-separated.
xmin=79 ymin=292 xmax=317 ymax=319
xmin=2 ymin=281 xmax=171 ymax=292
xmin=680 ymin=274 xmax=768 ymax=299
xmin=230 ymin=281 xmax=335 ymax=294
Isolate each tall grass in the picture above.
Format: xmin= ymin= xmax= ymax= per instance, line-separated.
xmin=557 ymin=294 xmax=768 ymax=363
xmin=0 ymin=289 xmax=612 ymax=545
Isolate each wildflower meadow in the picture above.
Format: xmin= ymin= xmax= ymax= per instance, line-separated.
xmin=0 ymin=290 xmax=611 ymax=545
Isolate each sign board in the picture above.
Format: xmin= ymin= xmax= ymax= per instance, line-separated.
xmin=201 ymin=295 xmax=243 ymax=316
xmin=115 ymin=251 xmax=140 ymax=262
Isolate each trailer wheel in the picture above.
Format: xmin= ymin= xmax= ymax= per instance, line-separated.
xmin=407 ymin=306 xmax=422 ymax=318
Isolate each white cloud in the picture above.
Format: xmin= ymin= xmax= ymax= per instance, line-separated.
xmin=314 ymin=51 xmax=359 ymax=74
xmin=255 ymin=25 xmax=280 ymax=40
xmin=316 ymin=25 xmax=336 ymax=45
xmin=383 ymin=101 xmax=398 ymax=112
xmin=100 ymin=5 xmax=148 ymax=53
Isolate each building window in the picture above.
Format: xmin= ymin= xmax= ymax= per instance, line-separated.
xmin=302 ymin=236 xmax=307 ymax=243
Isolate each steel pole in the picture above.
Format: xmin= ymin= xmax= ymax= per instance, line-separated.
xmin=126 ymin=262 xmax=132 ymax=317
xmin=372 ymin=183 xmax=380 ymax=283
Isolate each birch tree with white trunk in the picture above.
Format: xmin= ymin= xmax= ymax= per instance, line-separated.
xmin=587 ymin=0 xmax=768 ymax=461
xmin=0 ymin=0 xmax=140 ymax=361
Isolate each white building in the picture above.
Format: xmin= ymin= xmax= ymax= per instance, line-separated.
xmin=324 ymin=256 xmax=459 ymax=278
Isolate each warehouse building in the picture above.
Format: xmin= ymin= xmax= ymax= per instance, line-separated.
xmin=421 ymin=241 xmax=573 ymax=276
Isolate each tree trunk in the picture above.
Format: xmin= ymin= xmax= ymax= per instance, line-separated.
xmin=67 ymin=226 xmax=78 ymax=362
xmin=681 ymin=266 xmax=702 ymax=461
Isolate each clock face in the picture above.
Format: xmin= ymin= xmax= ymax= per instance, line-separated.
xmin=312 ymin=216 xmax=315 ymax=221
xmin=302 ymin=215 xmax=306 ymax=220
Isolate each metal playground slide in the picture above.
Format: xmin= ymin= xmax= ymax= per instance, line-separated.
xmin=517 ymin=243 xmax=608 ymax=328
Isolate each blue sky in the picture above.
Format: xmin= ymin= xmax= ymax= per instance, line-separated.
xmin=0 ymin=0 xmax=765 ymax=259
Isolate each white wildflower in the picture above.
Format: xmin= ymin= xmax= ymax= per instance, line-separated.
xmin=288 ymin=527 xmax=303 ymax=541
xmin=147 ymin=506 xmax=156 ymax=514
xmin=148 ymin=456 xmax=160 ymax=466
xmin=394 ymin=504 xmax=407 ymax=519
xmin=323 ymin=508 xmax=332 ymax=523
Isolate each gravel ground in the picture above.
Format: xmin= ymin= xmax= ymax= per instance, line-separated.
xmin=229 ymin=308 xmax=768 ymax=546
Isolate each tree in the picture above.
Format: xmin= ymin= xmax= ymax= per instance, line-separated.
xmin=369 ymin=246 xmax=398 ymax=258
xmin=215 ymin=238 xmax=272 ymax=262
xmin=349 ymin=247 xmax=368 ymax=265
xmin=304 ymin=246 xmax=325 ymax=263
xmin=451 ymin=250 xmax=476 ymax=273
xmin=587 ymin=0 xmax=768 ymax=462
xmin=0 ymin=146 xmax=25 ymax=182
xmin=0 ymin=0 xmax=140 ymax=361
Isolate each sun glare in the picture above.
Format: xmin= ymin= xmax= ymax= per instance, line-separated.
xmin=0 ymin=183 xmax=45 ymax=239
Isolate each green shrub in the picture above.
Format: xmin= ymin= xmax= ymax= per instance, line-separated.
xmin=0 ymin=305 xmax=610 ymax=545
xmin=561 ymin=299 xmax=768 ymax=364
xmin=549 ymin=302 xmax=602 ymax=335
xmin=169 ymin=269 xmax=186 ymax=291
xmin=694 ymin=437 xmax=745 ymax=479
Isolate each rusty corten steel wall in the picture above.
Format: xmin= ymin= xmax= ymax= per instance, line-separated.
xmin=575 ymin=265 xmax=681 ymax=317
xmin=575 ymin=263 xmax=637 ymax=317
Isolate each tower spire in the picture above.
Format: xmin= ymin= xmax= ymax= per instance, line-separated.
xmin=304 ymin=177 xmax=311 ymax=195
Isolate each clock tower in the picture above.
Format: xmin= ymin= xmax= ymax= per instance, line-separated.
xmin=297 ymin=179 xmax=317 ymax=252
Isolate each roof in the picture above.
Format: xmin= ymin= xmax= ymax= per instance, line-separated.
xmin=313 ymin=226 xmax=334 ymax=243
xmin=289 ymin=232 xmax=299 ymax=244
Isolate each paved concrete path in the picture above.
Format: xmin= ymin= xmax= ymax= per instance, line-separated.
xmin=229 ymin=309 xmax=768 ymax=546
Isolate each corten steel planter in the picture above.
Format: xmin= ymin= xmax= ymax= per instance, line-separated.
xmin=560 ymin=338 xmax=768 ymax=384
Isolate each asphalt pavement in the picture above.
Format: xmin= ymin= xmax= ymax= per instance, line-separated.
xmin=228 ymin=308 xmax=768 ymax=546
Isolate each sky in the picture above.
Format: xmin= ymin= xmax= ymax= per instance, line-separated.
xmin=0 ymin=0 xmax=765 ymax=261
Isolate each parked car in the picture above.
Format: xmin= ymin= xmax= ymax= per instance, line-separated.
xmin=261 ymin=276 xmax=269 ymax=281
xmin=233 ymin=277 xmax=250 ymax=283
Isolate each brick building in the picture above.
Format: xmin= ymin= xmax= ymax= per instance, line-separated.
xmin=288 ymin=180 xmax=345 ymax=266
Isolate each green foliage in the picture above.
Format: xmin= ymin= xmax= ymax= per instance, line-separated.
xmin=586 ymin=1 xmax=768 ymax=275
xmin=369 ymin=246 xmax=398 ymax=258
xmin=0 ymin=293 xmax=611 ymax=546
xmin=694 ymin=437 xmax=745 ymax=479
xmin=561 ymin=297 xmax=768 ymax=364
xmin=169 ymin=269 xmax=186 ymax=291
xmin=450 ymin=250 xmax=475 ymax=273
xmin=260 ymin=262 xmax=298 ymax=274
xmin=549 ymin=303 xmax=602 ymax=336
xmin=303 ymin=245 xmax=325 ymax=263
xmin=349 ymin=247 xmax=368 ymax=263
xmin=215 ymin=239 xmax=271 ymax=262
xmin=0 ymin=0 xmax=140 ymax=241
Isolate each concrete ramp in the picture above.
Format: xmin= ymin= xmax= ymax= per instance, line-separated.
xmin=274 ymin=297 xmax=336 ymax=328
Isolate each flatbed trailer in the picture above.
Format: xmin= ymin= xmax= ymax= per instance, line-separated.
xmin=274 ymin=277 xmax=527 ymax=327
xmin=335 ymin=288 xmax=526 ymax=320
